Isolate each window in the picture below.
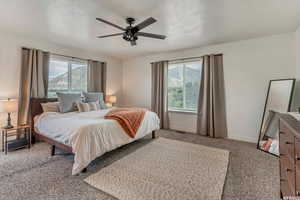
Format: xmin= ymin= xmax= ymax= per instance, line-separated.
xmin=168 ymin=59 xmax=202 ymax=112
xmin=48 ymin=55 xmax=88 ymax=97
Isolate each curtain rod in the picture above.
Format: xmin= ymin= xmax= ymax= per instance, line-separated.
xmin=51 ymin=53 xmax=92 ymax=62
xmin=150 ymin=53 xmax=223 ymax=64
xmin=21 ymin=47 xmax=104 ymax=63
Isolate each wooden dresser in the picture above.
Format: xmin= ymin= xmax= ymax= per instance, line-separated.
xmin=279 ymin=113 xmax=300 ymax=198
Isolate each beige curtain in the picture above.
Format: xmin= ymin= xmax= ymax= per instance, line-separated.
xmin=87 ymin=60 xmax=107 ymax=96
xmin=18 ymin=48 xmax=50 ymax=125
xmin=151 ymin=61 xmax=169 ymax=129
xmin=196 ymin=54 xmax=227 ymax=138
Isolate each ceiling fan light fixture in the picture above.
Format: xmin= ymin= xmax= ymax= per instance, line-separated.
xmin=96 ymin=17 xmax=166 ymax=46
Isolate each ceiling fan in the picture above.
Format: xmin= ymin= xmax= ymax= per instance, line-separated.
xmin=96 ymin=17 xmax=166 ymax=46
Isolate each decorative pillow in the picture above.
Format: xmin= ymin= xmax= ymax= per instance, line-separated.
xmin=77 ymin=102 xmax=99 ymax=112
xmin=77 ymin=102 xmax=90 ymax=112
xmin=88 ymin=102 xmax=99 ymax=111
xmin=57 ymin=93 xmax=82 ymax=113
xmin=82 ymin=92 xmax=107 ymax=109
xmin=41 ymin=102 xmax=60 ymax=112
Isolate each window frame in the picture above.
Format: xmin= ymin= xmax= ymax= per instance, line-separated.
xmin=167 ymin=59 xmax=202 ymax=113
xmin=47 ymin=55 xmax=88 ymax=97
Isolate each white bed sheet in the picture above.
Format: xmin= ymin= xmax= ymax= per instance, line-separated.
xmin=34 ymin=109 xmax=160 ymax=175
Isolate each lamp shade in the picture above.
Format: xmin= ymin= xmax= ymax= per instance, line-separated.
xmin=107 ymin=95 xmax=117 ymax=104
xmin=0 ymin=99 xmax=18 ymax=113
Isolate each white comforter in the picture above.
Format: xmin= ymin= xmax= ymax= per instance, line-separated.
xmin=34 ymin=109 xmax=160 ymax=175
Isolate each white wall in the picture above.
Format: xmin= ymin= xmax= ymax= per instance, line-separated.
xmin=0 ymin=32 xmax=123 ymax=127
xmin=0 ymin=30 xmax=297 ymax=144
xmin=293 ymin=27 xmax=300 ymax=110
xmin=122 ymin=33 xmax=296 ymax=143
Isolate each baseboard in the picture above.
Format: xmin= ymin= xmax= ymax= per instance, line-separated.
xmin=166 ymin=129 xmax=257 ymax=144
xmin=228 ymin=134 xmax=257 ymax=144
xmin=167 ymin=128 xmax=194 ymax=134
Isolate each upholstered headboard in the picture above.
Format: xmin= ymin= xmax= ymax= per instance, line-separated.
xmin=30 ymin=98 xmax=57 ymax=130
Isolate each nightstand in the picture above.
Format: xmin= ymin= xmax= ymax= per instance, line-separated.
xmin=1 ymin=125 xmax=31 ymax=154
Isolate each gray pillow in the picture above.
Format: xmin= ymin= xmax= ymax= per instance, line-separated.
xmin=82 ymin=92 xmax=107 ymax=109
xmin=57 ymin=93 xmax=82 ymax=113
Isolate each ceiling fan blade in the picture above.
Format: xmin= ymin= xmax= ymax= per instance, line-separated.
xmin=131 ymin=40 xmax=137 ymax=46
xmin=135 ymin=17 xmax=157 ymax=31
xmin=97 ymin=33 xmax=123 ymax=38
xmin=96 ymin=18 xmax=125 ymax=31
xmin=137 ymin=32 xmax=166 ymax=40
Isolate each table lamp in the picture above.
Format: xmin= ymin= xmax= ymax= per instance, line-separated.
xmin=0 ymin=98 xmax=18 ymax=129
xmin=106 ymin=95 xmax=117 ymax=107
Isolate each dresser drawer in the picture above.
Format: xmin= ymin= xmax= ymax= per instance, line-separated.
xmin=279 ymin=132 xmax=295 ymax=159
xmin=295 ymin=137 xmax=300 ymax=196
xmin=280 ymin=120 xmax=293 ymax=135
xmin=279 ymin=120 xmax=296 ymax=197
xmin=279 ymin=120 xmax=295 ymax=158
xmin=280 ymin=155 xmax=296 ymax=197
xmin=280 ymin=120 xmax=294 ymax=140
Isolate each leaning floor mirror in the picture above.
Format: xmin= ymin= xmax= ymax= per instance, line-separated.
xmin=257 ymin=79 xmax=295 ymax=156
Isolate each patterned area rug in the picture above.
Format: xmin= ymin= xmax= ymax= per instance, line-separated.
xmin=85 ymin=137 xmax=229 ymax=200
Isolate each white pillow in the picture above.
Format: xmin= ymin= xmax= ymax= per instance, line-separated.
xmin=88 ymin=102 xmax=99 ymax=111
xmin=77 ymin=102 xmax=90 ymax=112
xmin=77 ymin=102 xmax=100 ymax=112
xmin=41 ymin=102 xmax=60 ymax=112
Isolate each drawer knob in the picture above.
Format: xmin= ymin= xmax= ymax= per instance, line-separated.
xmin=280 ymin=153 xmax=285 ymax=156
xmin=286 ymin=168 xmax=293 ymax=172
xmin=297 ymin=191 xmax=300 ymax=196
xmin=280 ymin=178 xmax=285 ymax=182
xmin=285 ymin=141 xmax=293 ymax=144
xmin=296 ymin=156 xmax=300 ymax=160
xmin=280 ymin=131 xmax=285 ymax=134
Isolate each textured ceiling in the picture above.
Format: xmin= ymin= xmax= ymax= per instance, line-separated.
xmin=1 ymin=0 xmax=300 ymax=59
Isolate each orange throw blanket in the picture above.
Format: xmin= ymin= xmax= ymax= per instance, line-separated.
xmin=105 ymin=107 xmax=147 ymax=138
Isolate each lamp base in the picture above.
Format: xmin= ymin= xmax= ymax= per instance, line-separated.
xmin=4 ymin=113 xmax=14 ymax=129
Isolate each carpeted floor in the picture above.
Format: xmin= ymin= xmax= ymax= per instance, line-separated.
xmin=0 ymin=130 xmax=279 ymax=200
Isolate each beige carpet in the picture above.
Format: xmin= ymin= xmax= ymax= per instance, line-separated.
xmin=0 ymin=130 xmax=279 ymax=200
xmin=85 ymin=137 xmax=229 ymax=200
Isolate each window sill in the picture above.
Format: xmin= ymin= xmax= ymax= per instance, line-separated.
xmin=168 ymin=109 xmax=197 ymax=115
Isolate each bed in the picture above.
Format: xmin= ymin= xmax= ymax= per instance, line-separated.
xmin=30 ymin=98 xmax=160 ymax=175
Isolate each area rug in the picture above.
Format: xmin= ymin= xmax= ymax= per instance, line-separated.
xmin=85 ymin=137 xmax=229 ymax=200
